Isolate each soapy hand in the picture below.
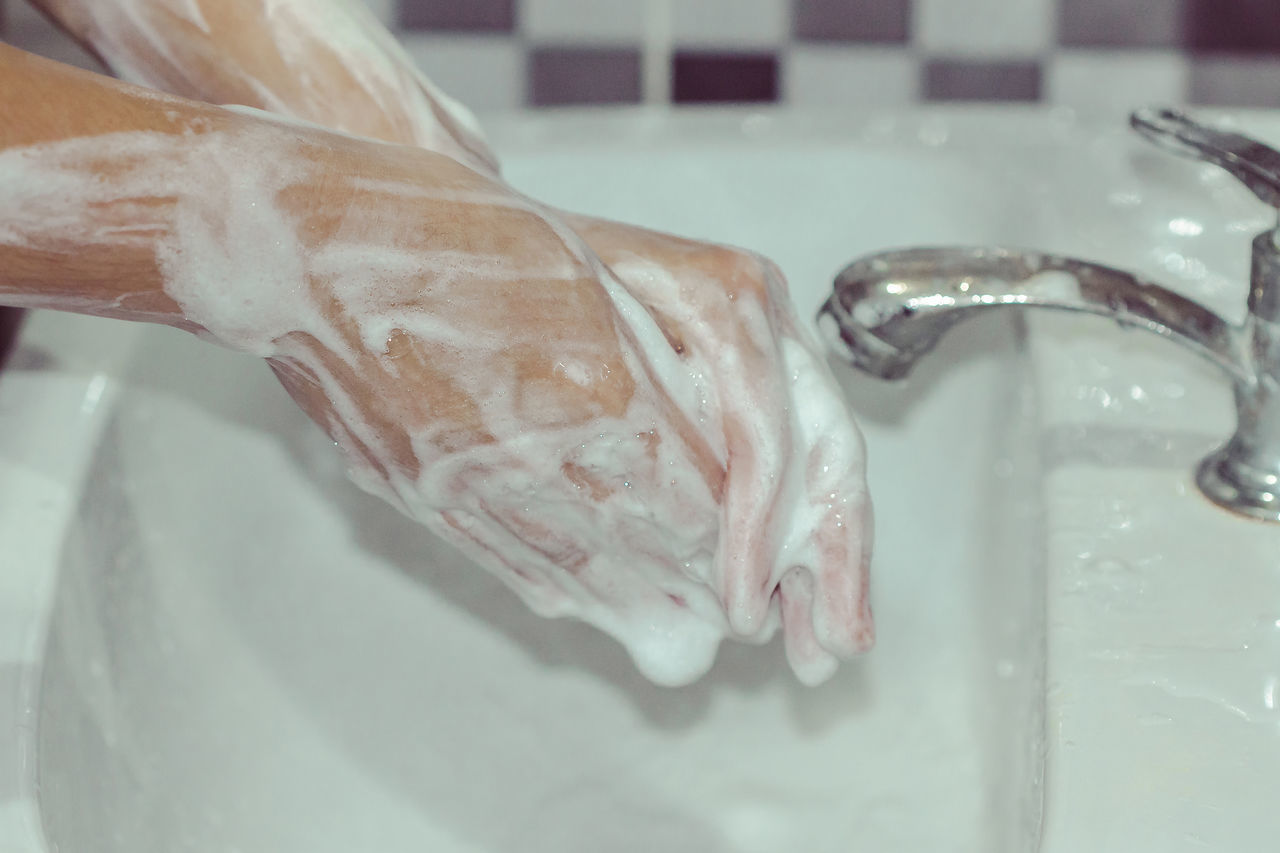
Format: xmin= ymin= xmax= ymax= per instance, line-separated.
xmin=250 ymin=131 xmax=873 ymax=685
xmin=252 ymin=131 xmax=871 ymax=685
xmin=7 ymin=0 xmax=875 ymax=684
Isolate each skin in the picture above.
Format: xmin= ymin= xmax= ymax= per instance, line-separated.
xmin=1 ymin=2 xmax=874 ymax=681
xmin=0 ymin=45 xmax=646 ymax=460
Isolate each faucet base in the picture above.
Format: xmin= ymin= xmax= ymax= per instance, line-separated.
xmin=1195 ymin=449 xmax=1280 ymax=523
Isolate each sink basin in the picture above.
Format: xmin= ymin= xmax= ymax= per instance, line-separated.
xmin=3 ymin=106 xmax=1273 ymax=851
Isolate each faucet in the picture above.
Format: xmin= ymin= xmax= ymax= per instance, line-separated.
xmin=818 ymin=108 xmax=1280 ymax=523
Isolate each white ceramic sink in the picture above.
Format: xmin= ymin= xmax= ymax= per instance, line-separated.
xmin=2 ymin=107 xmax=1276 ymax=851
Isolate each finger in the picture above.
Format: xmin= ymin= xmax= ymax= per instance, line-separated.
xmin=775 ymin=337 xmax=875 ymax=661
xmin=576 ymin=232 xmax=796 ymax=636
xmin=778 ymin=567 xmax=840 ymax=686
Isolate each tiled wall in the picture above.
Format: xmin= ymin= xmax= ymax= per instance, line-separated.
xmin=3 ymin=0 xmax=1280 ymax=115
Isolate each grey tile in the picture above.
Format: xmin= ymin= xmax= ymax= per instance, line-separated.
xmin=793 ymin=0 xmax=910 ymax=44
xmin=529 ymin=47 xmax=642 ymax=106
xmin=4 ymin=1 xmax=104 ymax=72
xmin=1184 ymin=0 xmax=1280 ymax=53
xmin=1058 ymin=0 xmax=1183 ymax=48
xmin=923 ymin=59 xmax=1042 ymax=102
xmin=1189 ymin=56 xmax=1280 ymax=107
xmin=672 ymin=51 xmax=780 ymax=103
xmin=399 ymin=0 xmax=515 ymax=32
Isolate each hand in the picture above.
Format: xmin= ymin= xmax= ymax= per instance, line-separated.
xmin=563 ymin=215 xmax=874 ymax=682
xmin=258 ymin=137 xmax=871 ymax=685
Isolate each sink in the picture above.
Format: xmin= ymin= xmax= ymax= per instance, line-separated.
xmin=6 ymin=106 xmax=1271 ymax=851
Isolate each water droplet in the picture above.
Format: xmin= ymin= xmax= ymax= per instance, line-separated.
xmin=1168 ymin=217 xmax=1204 ymax=237
xmin=917 ymin=120 xmax=950 ymax=147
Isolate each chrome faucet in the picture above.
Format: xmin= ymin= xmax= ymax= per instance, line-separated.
xmin=818 ymin=108 xmax=1280 ymax=523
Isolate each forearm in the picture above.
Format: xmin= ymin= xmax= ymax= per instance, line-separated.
xmin=0 ymin=44 xmax=239 ymax=322
xmin=0 ymin=41 xmax=623 ymax=357
xmin=26 ymin=0 xmax=497 ymax=171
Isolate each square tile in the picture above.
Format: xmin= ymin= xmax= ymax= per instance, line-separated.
xmin=0 ymin=309 xmax=23 ymax=371
xmin=784 ymin=46 xmax=918 ymax=107
xmin=1189 ymin=56 xmax=1280 ymax=108
xmin=3 ymin=1 xmax=104 ymax=72
xmin=793 ymin=0 xmax=911 ymax=44
xmin=672 ymin=51 xmax=780 ymax=103
xmin=398 ymin=35 xmax=524 ymax=111
xmin=1058 ymin=0 xmax=1183 ymax=48
xmin=529 ymin=47 xmax=643 ymax=106
xmin=673 ymin=0 xmax=788 ymax=48
xmin=1047 ymin=50 xmax=1189 ymax=116
xmin=916 ymin=0 xmax=1054 ymax=57
xmin=923 ymin=59 xmax=1042 ymax=101
xmin=398 ymin=0 xmax=515 ymax=32
xmin=1183 ymin=0 xmax=1280 ymax=53
xmin=358 ymin=0 xmax=399 ymax=27
xmin=521 ymin=0 xmax=647 ymax=43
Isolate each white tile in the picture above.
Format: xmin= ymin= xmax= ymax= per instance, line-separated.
xmin=358 ymin=0 xmax=399 ymax=27
xmin=399 ymin=35 xmax=525 ymax=112
xmin=1047 ymin=50 xmax=1189 ymax=117
xmin=784 ymin=46 xmax=918 ymax=108
xmin=672 ymin=0 xmax=788 ymax=48
xmin=521 ymin=0 xmax=648 ymax=43
xmin=915 ymin=0 xmax=1054 ymax=58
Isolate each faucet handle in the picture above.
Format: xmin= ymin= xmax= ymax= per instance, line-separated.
xmin=1133 ymin=107 xmax=1280 ymax=322
xmin=1131 ymin=107 xmax=1280 ymax=210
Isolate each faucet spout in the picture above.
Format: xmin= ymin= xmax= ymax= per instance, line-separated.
xmin=819 ymin=108 xmax=1280 ymax=522
xmin=819 ymin=246 xmax=1250 ymax=385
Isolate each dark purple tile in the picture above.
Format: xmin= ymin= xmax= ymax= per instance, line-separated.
xmin=1059 ymin=0 xmax=1183 ymax=48
xmin=923 ymin=60 xmax=1042 ymax=102
xmin=399 ymin=0 xmax=515 ymax=32
xmin=793 ymin=0 xmax=910 ymax=43
xmin=672 ymin=52 xmax=779 ymax=104
xmin=1184 ymin=0 xmax=1280 ymax=53
xmin=0 ymin=308 xmax=24 ymax=370
xmin=529 ymin=47 xmax=642 ymax=106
